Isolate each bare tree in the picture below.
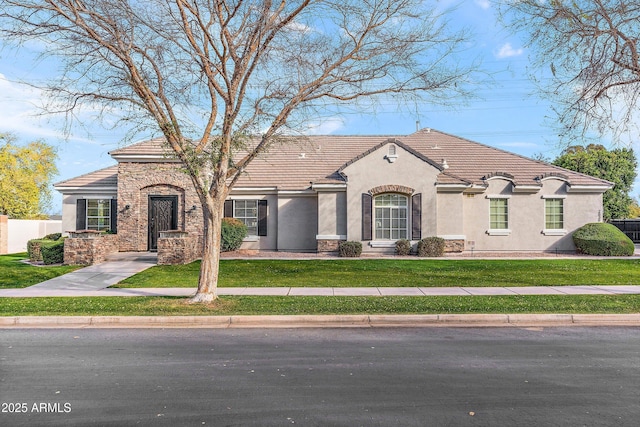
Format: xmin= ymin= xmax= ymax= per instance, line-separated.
xmin=0 ymin=0 xmax=477 ymax=302
xmin=499 ymin=0 xmax=640 ymax=144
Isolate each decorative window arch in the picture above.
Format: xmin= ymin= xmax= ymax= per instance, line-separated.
xmin=362 ymin=190 xmax=421 ymax=241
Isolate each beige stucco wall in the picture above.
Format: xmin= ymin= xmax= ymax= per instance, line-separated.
xmin=340 ymin=143 xmax=441 ymax=251
xmin=436 ymin=192 xmax=464 ymax=237
xmin=317 ymin=191 xmax=347 ymax=237
xmin=462 ymin=178 xmax=603 ymax=252
xmin=277 ymin=194 xmax=318 ymax=251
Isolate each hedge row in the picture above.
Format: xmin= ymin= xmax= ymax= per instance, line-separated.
xmin=27 ymin=234 xmax=65 ymax=265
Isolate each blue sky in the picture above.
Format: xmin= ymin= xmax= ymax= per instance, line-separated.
xmin=0 ymin=1 xmax=636 ymax=213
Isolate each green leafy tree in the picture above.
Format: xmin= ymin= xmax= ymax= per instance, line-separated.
xmin=628 ymin=199 xmax=640 ymax=219
xmin=553 ymin=144 xmax=637 ymax=220
xmin=0 ymin=134 xmax=58 ymax=218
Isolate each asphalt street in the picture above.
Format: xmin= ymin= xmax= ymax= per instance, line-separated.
xmin=1 ymin=327 xmax=640 ymax=426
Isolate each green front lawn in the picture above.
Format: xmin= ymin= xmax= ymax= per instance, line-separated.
xmin=0 ymin=253 xmax=81 ymax=289
xmin=116 ymin=259 xmax=640 ymax=288
xmin=3 ymin=295 xmax=640 ymax=316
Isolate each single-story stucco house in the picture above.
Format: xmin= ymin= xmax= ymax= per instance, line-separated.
xmin=54 ymin=128 xmax=613 ymax=255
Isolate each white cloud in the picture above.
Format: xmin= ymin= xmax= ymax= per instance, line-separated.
xmin=0 ymin=73 xmax=100 ymax=144
xmin=495 ymin=43 xmax=524 ymax=59
xmin=303 ymin=117 xmax=345 ymax=135
xmin=474 ymin=0 xmax=491 ymax=10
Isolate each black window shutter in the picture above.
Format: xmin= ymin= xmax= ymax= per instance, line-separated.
xmin=362 ymin=193 xmax=373 ymax=241
xmin=76 ymin=199 xmax=87 ymax=230
xmin=411 ymin=193 xmax=422 ymax=240
xmin=224 ymin=200 xmax=233 ymax=218
xmin=110 ymin=199 xmax=118 ymax=233
xmin=257 ymin=200 xmax=268 ymax=236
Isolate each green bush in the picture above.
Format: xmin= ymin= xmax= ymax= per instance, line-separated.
xmin=41 ymin=240 xmax=65 ymax=265
xmin=395 ymin=239 xmax=412 ymax=256
xmin=43 ymin=233 xmax=62 ymax=241
xmin=417 ymin=237 xmax=445 ymax=257
xmin=27 ymin=239 xmax=44 ymax=262
xmin=221 ymin=217 xmax=248 ymax=252
xmin=573 ymin=223 xmax=635 ymax=256
xmin=339 ymin=241 xmax=362 ymax=257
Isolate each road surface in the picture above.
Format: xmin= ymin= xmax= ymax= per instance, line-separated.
xmin=1 ymin=327 xmax=640 ymax=426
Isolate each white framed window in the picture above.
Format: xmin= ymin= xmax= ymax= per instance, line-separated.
xmin=233 ymin=199 xmax=258 ymax=236
xmin=86 ymin=199 xmax=111 ymax=231
xmin=489 ymin=198 xmax=509 ymax=235
xmin=374 ymin=194 xmax=408 ymax=240
xmin=545 ymin=198 xmax=564 ymax=229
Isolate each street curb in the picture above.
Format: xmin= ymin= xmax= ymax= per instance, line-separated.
xmin=2 ymin=314 xmax=640 ymax=328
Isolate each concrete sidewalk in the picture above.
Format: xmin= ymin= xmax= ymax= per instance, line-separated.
xmin=3 ymin=285 xmax=640 ymax=298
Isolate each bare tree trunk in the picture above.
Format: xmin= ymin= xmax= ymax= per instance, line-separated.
xmin=189 ymin=192 xmax=225 ymax=303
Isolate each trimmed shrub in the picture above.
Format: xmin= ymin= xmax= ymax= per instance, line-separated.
xmin=395 ymin=239 xmax=412 ymax=256
xmin=221 ymin=217 xmax=248 ymax=252
xmin=417 ymin=236 xmax=445 ymax=257
xmin=43 ymin=233 xmax=62 ymax=241
xmin=339 ymin=241 xmax=362 ymax=257
xmin=27 ymin=239 xmax=45 ymax=262
xmin=41 ymin=240 xmax=65 ymax=265
xmin=572 ymin=223 xmax=635 ymax=256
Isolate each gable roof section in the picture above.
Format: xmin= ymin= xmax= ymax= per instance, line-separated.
xmin=337 ymin=138 xmax=444 ymax=175
xmin=54 ymin=165 xmax=118 ymax=192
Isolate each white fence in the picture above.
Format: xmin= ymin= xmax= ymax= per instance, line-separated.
xmin=0 ymin=215 xmax=62 ymax=254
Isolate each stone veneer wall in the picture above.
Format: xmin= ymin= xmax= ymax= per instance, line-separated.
xmin=64 ymin=232 xmax=119 ymax=265
xmin=317 ymin=239 xmax=343 ymax=253
xmin=444 ymin=239 xmax=464 ymax=253
xmin=157 ymin=232 xmax=201 ymax=265
xmin=117 ymin=162 xmax=203 ymax=251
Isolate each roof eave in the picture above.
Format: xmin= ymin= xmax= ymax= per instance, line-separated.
xmin=435 ymin=183 xmax=472 ymax=193
xmin=567 ymin=184 xmax=613 ymax=193
xmin=54 ymin=185 xmax=118 ymax=195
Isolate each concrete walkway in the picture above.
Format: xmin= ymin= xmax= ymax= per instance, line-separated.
xmin=1 ymin=252 xmax=158 ymax=297
xmin=2 ymin=251 xmax=640 ymax=297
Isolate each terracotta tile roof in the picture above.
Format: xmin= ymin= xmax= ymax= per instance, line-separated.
xmin=54 ymin=165 xmax=118 ymax=189
xmin=61 ymin=129 xmax=612 ymax=192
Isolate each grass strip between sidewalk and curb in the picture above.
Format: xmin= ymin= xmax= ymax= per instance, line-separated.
xmin=3 ymin=295 xmax=640 ymax=316
xmin=114 ymin=259 xmax=640 ymax=289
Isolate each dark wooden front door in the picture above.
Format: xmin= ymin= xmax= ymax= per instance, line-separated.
xmin=148 ymin=196 xmax=178 ymax=251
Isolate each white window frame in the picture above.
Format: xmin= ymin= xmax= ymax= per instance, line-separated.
xmin=86 ymin=198 xmax=111 ymax=232
xmin=542 ymin=196 xmax=567 ymax=235
xmin=487 ymin=196 xmax=511 ymax=235
xmin=233 ymin=199 xmax=259 ymax=237
xmin=374 ymin=194 xmax=408 ymax=240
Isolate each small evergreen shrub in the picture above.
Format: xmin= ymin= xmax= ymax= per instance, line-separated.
xmin=43 ymin=233 xmax=62 ymax=241
xmin=395 ymin=239 xmax=412 ymax=256
xmin=27 ymin=239 xmax=45 ymax=262
xmin=573 ymin=223 xmax=635 ymax=256
xmin=41 ymin=240 xmax=65 ymax=265
xmin=221 ymin=217 xmax=248 ymax=252
xmin=417 ymin=236 xmax=445 ymax=257
xmin=339 ymin=241 xmax=362 ymax=257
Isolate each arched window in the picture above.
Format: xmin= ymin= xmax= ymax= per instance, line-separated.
xmin=374 ymin=194 xmax=408 ymax=240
